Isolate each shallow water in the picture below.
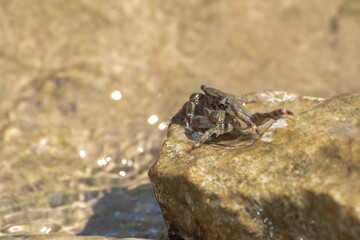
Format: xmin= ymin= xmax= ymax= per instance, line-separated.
xmin=0 ymin=76 xmax=169 ymax=238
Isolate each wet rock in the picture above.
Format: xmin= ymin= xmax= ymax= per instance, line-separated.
xmin=149 ymin=92 xmax=360 ymax=240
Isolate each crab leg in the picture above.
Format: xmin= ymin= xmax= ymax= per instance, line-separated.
xmin=191 ymin=109 xmax=234 ymax=150
xmin=185 ymin=93 xmax=203 ymax=128
xmin=192 ymin=122 xmax=234 ymax=150
xmin=251 ymin=108 xmax=294 ymax=126
xmin=230 ymin=104 xmax=263 ymax=135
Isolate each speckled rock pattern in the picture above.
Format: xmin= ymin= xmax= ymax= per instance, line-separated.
xmin=149 ymin=91 xmax=360 ymax=240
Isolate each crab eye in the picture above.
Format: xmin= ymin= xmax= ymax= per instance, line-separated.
xmin=189 ymin=93 xmax=202 ymax=102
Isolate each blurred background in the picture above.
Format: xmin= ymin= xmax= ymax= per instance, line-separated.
xmin=0 ymin=0 xmax=359 ymax=239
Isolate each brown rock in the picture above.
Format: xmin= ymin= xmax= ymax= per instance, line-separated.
xmin=149 ymin=91 xmax=360 ymax=240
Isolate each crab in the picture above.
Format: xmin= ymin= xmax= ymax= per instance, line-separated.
xmin=171 ymin=85 xmax=293 ymax=150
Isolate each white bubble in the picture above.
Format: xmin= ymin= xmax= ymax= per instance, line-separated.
xmin=40 ymin=226 xmax=52 ymax=234
xmin=79 ymin=150 xmax=86 ymax=158
xmin=158 ymin=122 xmax=168 ymax=130
xmin=97 ymin=159 xmax=107 ymax=166
xmin=147 ymin=115 xmax=159 ymax=125
xmin=137 ymin=147 xmax=144 ymax=153
xmin=111 ymin=90 xmax=122 ymax=101
xmin=119 ymin=170 xmax=126 ymax=176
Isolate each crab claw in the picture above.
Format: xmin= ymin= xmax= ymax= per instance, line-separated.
xmin=187 ymin=142 xmax=201 ymax=153
xmin=282 ymin=109 xmax=294 ymax=116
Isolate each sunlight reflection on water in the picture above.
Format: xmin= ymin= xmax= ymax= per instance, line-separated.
xmin=0 ymin=75 xmax=169 ymax=238
xmin=111 ymin=90 xmax=122 ymax=101
xmin=147 ymin=115 xmax=159 ymax=125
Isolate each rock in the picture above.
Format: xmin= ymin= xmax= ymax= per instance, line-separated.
xmin=149 ymin=91 xmax=360 ymax=240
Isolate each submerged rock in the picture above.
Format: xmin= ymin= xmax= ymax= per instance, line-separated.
xmin=149 ymin=91 xmax=360 ymax=240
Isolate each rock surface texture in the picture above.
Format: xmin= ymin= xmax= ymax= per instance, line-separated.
xmin=149 ymin=91 xmax=360 ymax=240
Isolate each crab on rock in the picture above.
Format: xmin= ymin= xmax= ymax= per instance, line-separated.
xmin=172 ymin=85 xmax=293 ymax=150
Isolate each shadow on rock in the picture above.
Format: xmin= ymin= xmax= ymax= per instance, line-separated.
xmin=240 ymin=190 xmax=360 ymax=240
